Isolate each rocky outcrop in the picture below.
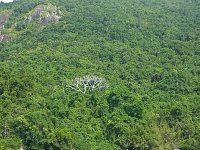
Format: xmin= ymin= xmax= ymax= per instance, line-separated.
xmin=0 ymin=34 xmax=9 ymax=42
xmin=26 ymin=4 xmax=61 ymax=25
xmin=0 ymin=4 xmax=61 ymax=43
xmin=0 ymin=13 xmax=9 ymax=29
xmin=0 ymin=12 xmax=10 ymax=42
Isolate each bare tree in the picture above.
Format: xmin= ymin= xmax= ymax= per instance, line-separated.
xmin=63 ymin=75 xmax=108 ymax=94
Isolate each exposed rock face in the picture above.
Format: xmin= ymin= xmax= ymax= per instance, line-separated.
xmin=0 ymin=4 xmax=61 ymax=42
xmin=0 ymin=13 xmax=10 ymax=42
xmin=0 ymin=13 xmax=9 ymax=29
xmin=0 ymin=34 xmax=9 ymax=42
xmin=27 ymin=4 xmax=61 ymax=25
xmin=40 ymin=15 xmax=60 ymax=24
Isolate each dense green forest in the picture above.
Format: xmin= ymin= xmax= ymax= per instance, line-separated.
xmin=0 ymin=0 xmax=200 ymax=149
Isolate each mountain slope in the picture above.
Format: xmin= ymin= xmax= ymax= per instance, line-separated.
xmin=0 ymin=0 xmax=200 ymax=149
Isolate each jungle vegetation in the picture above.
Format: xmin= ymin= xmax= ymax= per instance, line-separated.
xmin=0 ymin=0 xmax=200 ymax=149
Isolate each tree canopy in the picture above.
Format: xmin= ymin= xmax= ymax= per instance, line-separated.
xmin=0 ymin=0 xmax=200 ymax=149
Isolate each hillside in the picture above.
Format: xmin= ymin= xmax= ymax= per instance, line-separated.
xmin=0 ymin=0 xmax=200 ymax=149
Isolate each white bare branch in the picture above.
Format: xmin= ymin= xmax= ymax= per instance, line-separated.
xmin=64 ymin=75 xmax=108 ymax=94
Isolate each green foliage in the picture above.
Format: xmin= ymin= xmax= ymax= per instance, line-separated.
xmin=0 ymin=0 xmax=200 ymax=149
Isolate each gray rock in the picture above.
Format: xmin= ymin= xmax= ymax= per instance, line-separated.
xmin=27 ymin=4 xmax=61 ymax=25
xmin=0 ymin=34 xmax=9 ymax=42
xmin=0 ymin=13 xmax=9 ymax=29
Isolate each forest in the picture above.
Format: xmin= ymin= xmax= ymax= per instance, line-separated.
xmin=0 ymin=0 xmax=200 ymax=149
